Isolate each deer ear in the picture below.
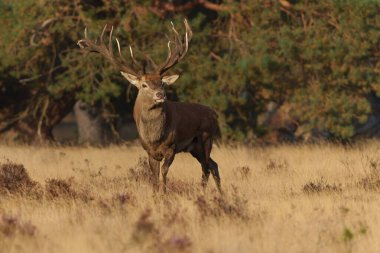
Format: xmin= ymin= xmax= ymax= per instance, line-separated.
xmin=162 ymin=75 xmax=179 ymax=85
xmin=121 ymin=72 xmax=140 ymax=87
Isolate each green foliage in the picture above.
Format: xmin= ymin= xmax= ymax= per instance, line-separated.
xmin=1 ymin=0 xmax=380 ymax=141
xmin=343 ymin=227 xmax=354 ymax=243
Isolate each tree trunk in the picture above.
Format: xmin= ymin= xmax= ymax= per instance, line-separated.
xmin=0 ymin=92 xmax=76 ymax=144
xmin=355 ymin=91 xmax=380 ymax=138
xmin=74 ymin=100 xmax=108 ymax=146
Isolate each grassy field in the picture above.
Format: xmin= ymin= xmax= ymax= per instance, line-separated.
xmin=1 ymin=142 xmax=380 ymax=253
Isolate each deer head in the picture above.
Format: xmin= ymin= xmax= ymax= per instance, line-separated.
xmin=78 ymin=20 xmax=193 ymax=105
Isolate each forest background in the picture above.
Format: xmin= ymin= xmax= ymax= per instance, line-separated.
xmin=1 ymin=0 xmax=380 ymax=145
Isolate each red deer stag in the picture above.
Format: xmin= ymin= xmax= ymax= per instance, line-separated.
xmin=77 ymin=20 xmax=221 ymax=192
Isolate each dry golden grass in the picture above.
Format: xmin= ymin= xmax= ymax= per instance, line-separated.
xmin=1 ymin=142 xmax=380 ymax=252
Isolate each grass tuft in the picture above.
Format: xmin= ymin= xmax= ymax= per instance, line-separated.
xmin=0 ymin=161 xmax=42 ymax=197
xmin=303 ymin=177 xmax=342 ymax=194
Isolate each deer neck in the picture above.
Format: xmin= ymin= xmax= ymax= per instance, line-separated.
xmin=133 ymin=92 xmax=167 ymax=144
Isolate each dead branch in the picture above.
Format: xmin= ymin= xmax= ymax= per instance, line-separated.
xmin=151 ymin=0 xmax=231 ymax=18
xmin=210 ymin=52 xmax=222 ymax=61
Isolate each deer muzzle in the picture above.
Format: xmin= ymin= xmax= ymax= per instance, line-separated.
xmin=154 ymin=91 xmax=166 ymax=103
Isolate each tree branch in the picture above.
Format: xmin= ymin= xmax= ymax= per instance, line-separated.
xmin=151 ymin=0 xmax=231 ymax=17
xmin=199 ymin=0 xmax=230 ymax=12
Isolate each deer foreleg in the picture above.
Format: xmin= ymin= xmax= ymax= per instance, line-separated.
xmin=161 ymin=149 xmax=175 ymax=193
xmin=148 ymin=155 xmax=160 ymax=192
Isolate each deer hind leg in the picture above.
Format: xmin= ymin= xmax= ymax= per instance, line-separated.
xmin=209 ymin=158 xmax=221 ymax=193
xmin=190 ymin=143 xmax=210 ymax=188
xmin=148 ymin=155 xmax=160 ymax=192
xmin=203 ymin=137 xmax=222 ymax=193
xmin=201 ymin=164 xmax=211 ymax=188
xmin=161 ymin=149 xmax=175 ymax=193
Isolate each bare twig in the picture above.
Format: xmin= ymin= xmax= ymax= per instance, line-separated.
xmin=210 ymin=52 xmax=222 ymax=61
xmin=150 ymin=0 xmax=230 ymax=18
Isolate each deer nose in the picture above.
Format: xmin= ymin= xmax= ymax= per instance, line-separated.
xmin=155 ymin=92 xmax=165 ymax=99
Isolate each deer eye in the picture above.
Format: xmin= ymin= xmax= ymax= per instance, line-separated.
xmin=142 ymin=84 xmax=148 ymax=88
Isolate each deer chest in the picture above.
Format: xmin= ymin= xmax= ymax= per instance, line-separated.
xmin=138 ymin=129 xmax=175 ymax=162
xmin=138 ymin=125 xmax=164 ymax=144
xmin=136 ymin=111 xmax=167 ymax=142
xmin=135 ymin=108 xmax=175 ymax=161
xmin=139 ymin=141 xmax=169 ymax=161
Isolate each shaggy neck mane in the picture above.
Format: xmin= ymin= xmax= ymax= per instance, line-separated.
xmin=134 ymin=93 xmax=167 ymax=144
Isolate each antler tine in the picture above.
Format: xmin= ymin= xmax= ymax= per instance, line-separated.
xmin=157 ymin=19 xmax=193 ymax=75
xmin=100 ymin=24 xmax=107 ymax=44
xmin=170 ymin=21 xmax=180 ymax=38
xmin=115 ymin=38 xmax=122 ymax=58
xmin=171 ymin=22 xmax=182 ymax=44
xmin=77 ymin=25 xmax=138 ymax=76
xmin=170 ymin=21 xmax=182 ymax=55
xmin=129 ymin=46 xmax=134 ymax=59
xmin=129 ymin=45 xmax=142 ymax=69
xmin=159 ymin=41 xmax=172 ymax=71
xmin=167 ymin=41 xmax=172 ymax=60
xmin=178 ymin=19 xmax=192 ymax=62
xmin=77 ymin=27 xmax=88 ymax=49
xmin=108 ymin=25 xmax=114 ymax=55
xmin=184 ymin=19 xmax=193 ymax=41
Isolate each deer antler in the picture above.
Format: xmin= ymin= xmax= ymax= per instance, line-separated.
xmin=77 ymin=24 xmax=139 ymax=76
xmin=156 ymin=19 xmax=193 ymax=75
